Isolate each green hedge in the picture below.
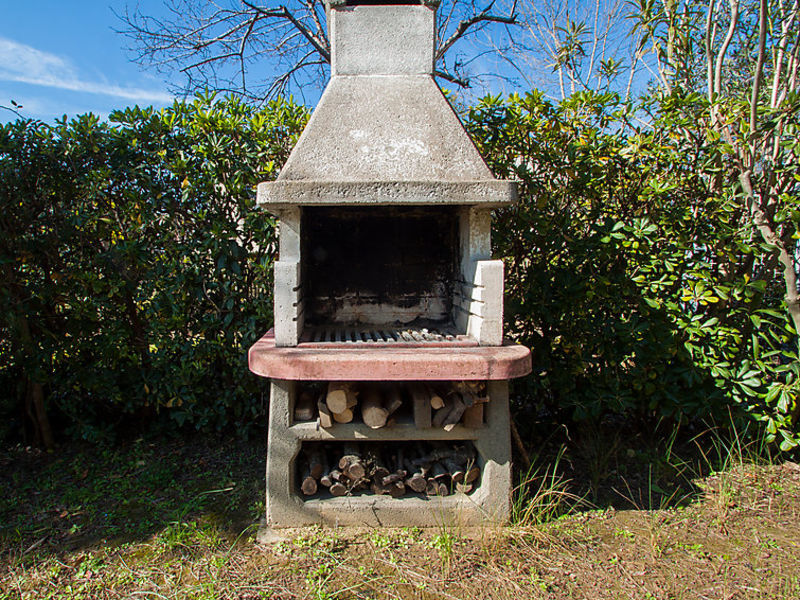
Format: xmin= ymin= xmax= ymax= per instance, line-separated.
xmin=1 ymin=90 xmax=797 ymax=451
xmin=0 ymin=95 xmax=308 ymax=444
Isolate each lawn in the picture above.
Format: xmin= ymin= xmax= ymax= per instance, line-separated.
xmin=1 ymin=428 xmax=799 ymax=599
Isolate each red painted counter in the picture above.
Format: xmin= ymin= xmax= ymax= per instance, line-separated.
xmin=248 ymin=329 xmax=531 ymax=381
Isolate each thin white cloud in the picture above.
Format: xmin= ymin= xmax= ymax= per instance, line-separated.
xmin=0 ymin=37 xmax=173 ymax=104
xmin=0 ymin=89 xmax=109 ymax=122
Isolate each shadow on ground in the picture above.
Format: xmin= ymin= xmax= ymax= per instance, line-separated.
xmin=0 ymin=416 xmax=752 ymax=560
xmin=0 ymin=436 xmax=266 ymax=558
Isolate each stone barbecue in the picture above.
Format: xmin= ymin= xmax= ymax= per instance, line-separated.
xmin=248 ymin=0 xmax=531 ymax=528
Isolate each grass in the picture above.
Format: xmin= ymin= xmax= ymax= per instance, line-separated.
xmin=1 ymin=424 xmax=800 ymax=599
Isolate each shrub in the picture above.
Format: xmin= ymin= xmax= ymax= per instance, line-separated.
xmin=468 ymin=90 xmax=798 ymax=450
xmin=0 ymin=94 xmax=308 ymax=444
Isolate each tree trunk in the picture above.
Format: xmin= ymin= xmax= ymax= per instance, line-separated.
xmin=740 ymin=170 xmax=800 ymax=341
xmin=27 ymin=380 xmax=55 ymax=451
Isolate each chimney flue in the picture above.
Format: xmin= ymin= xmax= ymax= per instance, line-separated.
xmin=329 ymin=2 xmax=435 ymax=76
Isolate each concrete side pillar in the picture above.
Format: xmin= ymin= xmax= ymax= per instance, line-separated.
xmin=265 ymin=380 xmax=307 ymax=527
xmin=472 ymin=380 xmax=512 ymax=523
xmin=454 ymin=207 xmax=503 ymax=345
xmin=459 ymin=206 xmax=491 ymax=277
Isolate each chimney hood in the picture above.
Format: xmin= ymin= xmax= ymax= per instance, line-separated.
xmin=257 ymin=0 xmax=518 ymax=209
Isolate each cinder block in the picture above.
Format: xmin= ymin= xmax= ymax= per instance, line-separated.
xmin=277 ymin=207 xmax=301 ymax=262
xmin=274 ymin=261 xmax=302 ymax=347
xmin=467 ymin=260 xmax=504 ymax=346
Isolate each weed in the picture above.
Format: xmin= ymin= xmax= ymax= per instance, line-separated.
xmin=511 ymin=447 xmax=586 ymax=525
xmin=528 ymin=567 xmax=551 ymax=592
xmin=369 ymin=530 xmax=392 ymax=549
xmin=290 ymin=526 xmax=345 ymax=559
xmin=613 ymin=528 xmax=635 ymax=541
xmin=368 ymin=526 xmax=421 ymax=551
xmin=306 ymin=562 xmax=335 ymax=599
xmin=428 ymin=529 xmax=458 ymax=573
xmin=75 ymin=554 xmax=105 ymax=578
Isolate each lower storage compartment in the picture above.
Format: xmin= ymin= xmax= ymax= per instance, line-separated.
xmin=264 ymin=378 xmax=512 ymax=528
xmin=296 ymin=441 xmax=482 ymax=500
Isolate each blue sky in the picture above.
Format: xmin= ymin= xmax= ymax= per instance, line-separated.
xmin=0 ymin=0 xmax=174 ymax=124
xmin=0 ymin=1 xmax=505 ymax=125
xmin=0 ymin=1 xmax=648 ymax=125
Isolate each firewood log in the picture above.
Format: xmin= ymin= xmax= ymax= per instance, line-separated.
xmin=308 ymin=449 xmax=326 ymax=480
xmin=444 ymin=458 xmax=465 ymax=484
xmin=442 ymin=396 xmax=467 ymax=431
xmin=405 ymin=472 xmax=427 ymax=493
xmin=361 ymin=388 xmax=389 ymax=429
xmin=431 ymin=461 xmax=449 ymax=482
xmin=333 ymin=407 xmax=354 ymax=423
xmin=403 ymin=455 xmax=428 ymax=493
xmin=339 ymin=446 xmax=366 ymax=480
xmin=301 ymin=477 xmax=318 ymax=496
xmin=431 ymin=395 xmax=454 ymax=428
xmin=409 ymin=383 xmax=432 ymax=428
xmin=455 ymin=482 xmax=473 ymax=494
xmin=326 ymin=382 xmax=358 ymax=414
xmin=394 ymin=447 xmax=405 ymax=475
xmin=348 ymin=477 xmax=368 ymax=494
xmin=462 ymin=402 xmax=484 ymax=428
xmin=427 ymin=384 xmax=445 ymax=410
xmin=426 ymin=479 xmax=449 ymax=496
xmin=464 ymin=463 xmax=481 ymax=484
xmin=300 ymin=462 xmax=318 ymax=496
xmin=381 ymin=470 xmax=407 ymax=486
xmin=372 ymin=465 xmax=391 ymax=482
xmin=318 ymin=399 xmax=334 ymax=428
xmin=384 ymin=387 xmax=403 ymax=416
xmin=294 ymin=389 xmax=316 ymax=421
xmin=320 ymin=472 xmax=333 ymax=488
xmin=329 ymin=482 xmax=347 ymax=496
xmin=321 ymin=468 xmax=343 ymax=488
xmin=388 ymin=481 xmax=406 ymax=497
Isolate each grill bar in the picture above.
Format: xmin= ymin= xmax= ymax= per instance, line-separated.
xmin=301 ymin=325 xmax=465 ymax=346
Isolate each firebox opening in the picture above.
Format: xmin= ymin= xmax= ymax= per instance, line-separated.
xmin=302 ymin=206 xmax=458 ymax=329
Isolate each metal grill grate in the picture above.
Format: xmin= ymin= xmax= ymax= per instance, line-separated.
xmin=302 ymin=326 xmax=460 ymax=344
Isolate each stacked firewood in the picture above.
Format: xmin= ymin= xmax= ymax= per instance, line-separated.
xmin=298 ymin=442 xmax=480 ymax=498
xmin=293 ymin=381 xmax=489 ymax=430
xmin=411 ymin=381 xmax=488 ymax=430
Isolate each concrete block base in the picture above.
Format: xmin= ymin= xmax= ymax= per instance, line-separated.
xmin=264 ymin=379 xmax=512 ymax=528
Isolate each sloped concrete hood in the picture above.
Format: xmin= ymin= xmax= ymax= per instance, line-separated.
xmin=257 ymin=1 xmax=517 ymax=208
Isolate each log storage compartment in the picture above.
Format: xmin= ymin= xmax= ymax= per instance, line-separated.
xmin=249 ymin=0 xmax=531 ymax=528
xmin=264 ymin=379 xmax=514 ymax=527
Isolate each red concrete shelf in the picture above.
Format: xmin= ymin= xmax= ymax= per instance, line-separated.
xmin=249 ymin=329 xmax=532 ymax=381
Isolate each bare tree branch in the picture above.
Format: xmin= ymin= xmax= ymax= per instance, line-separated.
xmin=118 ymin=0 xmax=520 ymax=102
xmin=435 ymin=1 xmax=518 ymax=60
